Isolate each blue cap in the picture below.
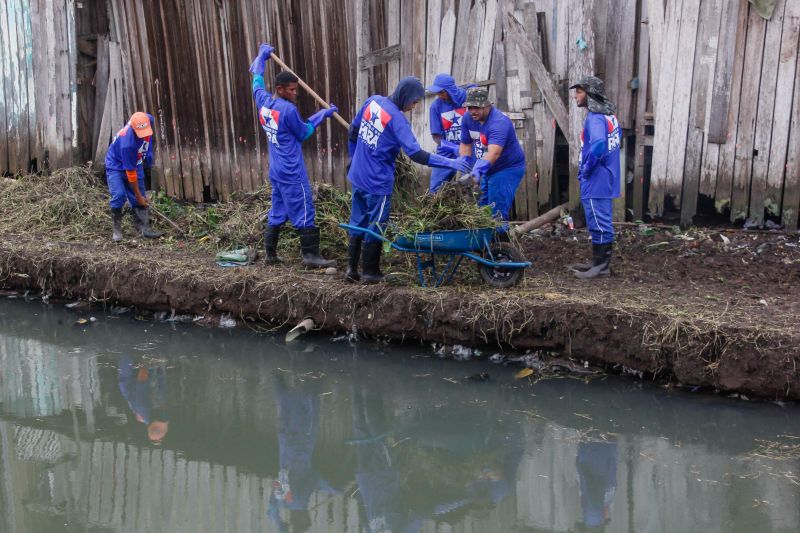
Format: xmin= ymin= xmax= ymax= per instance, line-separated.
xmin=426 ymin=73 xmax=456 ymax=94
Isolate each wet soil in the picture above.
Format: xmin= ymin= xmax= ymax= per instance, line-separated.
xmin=0 ymin=226 xmax=798 ymax=400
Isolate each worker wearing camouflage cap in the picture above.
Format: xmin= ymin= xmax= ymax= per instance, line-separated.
xmin=568 ymin=76 xmax=621 ymax=279
xmin=458 ymin=87 xmax=526 ymax=234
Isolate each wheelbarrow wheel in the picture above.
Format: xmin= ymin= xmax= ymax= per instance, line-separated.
xmin=478 ymin=242 xmax=526 ymax=288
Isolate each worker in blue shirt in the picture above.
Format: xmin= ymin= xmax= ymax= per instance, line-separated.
xmin=426 ymin=73 xmax=474 ymax=192
xmin=458 ymin=87 xmax=526 ymax=235
xmin=105 ymin=112 xmax=163 ymax=241
xmin=345 ymin=76 xmax=472 ymax=284
xmin=250 ymin=43 xmax=338 ymax=268
xmin=568 ymin=76 xmax=621 ymax=279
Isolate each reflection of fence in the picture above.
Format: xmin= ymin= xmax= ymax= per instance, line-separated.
xmin=0 ymin=335 xmax=97 ymax=420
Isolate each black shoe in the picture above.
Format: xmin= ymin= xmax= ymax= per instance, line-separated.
xmin=361 ymin=241 xmax=385 ymax=284
xmin=134 ymin=207 xmax=164 ymax=238
xmin=298 ymin=227 xmax=335 ymax=268
xmin=111 ymin=208 xmax=124 ymax=242
xmin=264 ymin=225 xmax=283 ymax=263
xmin=574 ymin=243 xmax=612 ymax=279
xmin=345 ymin=236 xmax=362 ymax=282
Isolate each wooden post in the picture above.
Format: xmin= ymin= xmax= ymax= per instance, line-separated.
xmin=632 ymin=0 xmax=650 ymax=221
xmin=568 ymin=0 xmax=595 ymax=215
xmin=355 ymin=0 xmax=369 ymax=110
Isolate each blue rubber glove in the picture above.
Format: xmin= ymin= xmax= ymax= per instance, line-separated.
xmin=249 ymin=43 xmax=275 ymax=75
xmin=436 ymin=140 xmax=459 ymax=158
xmin=455 ymin=155 xmax=474 ymax=172
xmin=470 ymin=158 xmax=491 ymax=179
xmin=308 ymin=105 xmax=338 ymax=129
xmin=428 ymin=153 xmax=473 ymax=173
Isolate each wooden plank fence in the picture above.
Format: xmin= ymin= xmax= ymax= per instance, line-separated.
xmin=2 ymin=0 xmax=800 ymax=229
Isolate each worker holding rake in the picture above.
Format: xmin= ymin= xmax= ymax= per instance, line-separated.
xmin=105 ymin=112 xmax=163 ymax=242
xmin=250 ymin=43 xmax=338 ymax=268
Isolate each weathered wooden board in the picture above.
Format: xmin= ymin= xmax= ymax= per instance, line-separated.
xmin=708 ymin=0 xmax=744 ymax=144
xmin=436 ymin=7 xmax=457 ymax=76
xmin=664 ymin=0 xmax=699 ymax=207
xmin=568 ymin=0 xmax=596 ymax=213
xmin=782 ymin=47 xmax=800 ymax=230
xmin=633 ymin=0 xmax=650 ymax=220
xmin=604 ymin=0 xmax=637 ymax=129
xmin=730 ymin=8 xmax=767 ymax=223
xmin=649 ymin=0 xmax=683 ymax=217
xmin=451 ymin=0 xmax=472 ymax=84
xmin=425 ymin=0 xmax=441 ymax=87
xmin=385 ymin=0 xmax=400 ymax=90
xmin=504 ymin=10 xmax=569 ymax=141
xmin=476 ymin=0 xmax=498 ymax=82
xmin=749 ymin=0 xmax=787 ymax=225
xmin=0 ymin=0 xmax=10 ymax=173
xmin=681 ymin=0 xmax=722 ymax=227
xmin=766 ymin=0 xmax=800 ymax=217
xmin=714 ymin=0 xmax=749 ymax=213
xmin=646 ymin=0 xmax=665 ymax=108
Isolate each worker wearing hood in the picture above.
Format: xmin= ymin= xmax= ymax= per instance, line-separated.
xmin=568 ymin=76 xmax=621 ymax=280
xmin=345 ymin=77 xmax=472 ymax=284
xmin=427 ymin=73 xmax=475 ymax=192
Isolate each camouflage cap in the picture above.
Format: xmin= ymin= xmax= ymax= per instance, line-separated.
xmin=463 ymin=86 xmax=492 ymax=107
xmin=569 ymin=76 xmax=607 ymax=99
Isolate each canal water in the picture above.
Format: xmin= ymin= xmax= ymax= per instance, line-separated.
xmin=0 ymin=299 xmax=798 ymax=533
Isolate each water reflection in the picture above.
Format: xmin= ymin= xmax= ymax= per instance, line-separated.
xmin=118 ymin=355 xmax=170 ymax=445
xmin=0 ymin=299 xmax=798 ymax=533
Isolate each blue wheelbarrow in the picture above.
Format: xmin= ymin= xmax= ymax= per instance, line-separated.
xmin=339 ymin=223 xmax=531 ymax=288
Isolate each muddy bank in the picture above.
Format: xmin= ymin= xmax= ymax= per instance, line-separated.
xmin=1 ymin=228 xmax=799 ymax=400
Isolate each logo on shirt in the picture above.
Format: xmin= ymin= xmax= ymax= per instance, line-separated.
xmin=440 ymin=107 xmax=465 ymax=142
xmin=259 ymin=107 xmax=281 ymax=146
xmin=469 ymin=130 xmax=487 ymax=159
xmin=359 ymin=101 xmax=392 ymax=149
xmin=136 ymin=139 xmax=150 ymax=166
xmin=606 ymin=115 xmax=620 ymax=151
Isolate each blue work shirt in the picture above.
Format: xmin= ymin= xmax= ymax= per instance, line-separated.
xmin=579 ymin=112 xmax=621 ymax=199
xmin=105 ymin=114 xmax=155 ymax=172
xmin=429 ymin=98 xmax=466 ymax=143
xmin=460 ymin=107 xmax=525 ymax=175
xmin=253 ymin=78 xmax=313 ymax=184
xmin=348 ymin=95 xmax=422 ymax=196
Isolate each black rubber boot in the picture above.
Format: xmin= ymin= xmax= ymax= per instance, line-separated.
xmin=264 ymin=225 xmax=283 ymax=263
xmin=111 ymin=208 xmax=124 ymax=242
xmin=361 ymin=241 xmax=385 ymax=284
xmin=299 ymin=227 xmax=335 ymax=268
xmin=574 ymin=243 xmax=612 ymax=279
xmin=134 ymin=207 xmax=164 ymax=238
xmin=345 ymin=236 xmax=363 ymax=282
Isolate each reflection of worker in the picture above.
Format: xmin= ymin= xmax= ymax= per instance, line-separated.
xmin=350 ymin=386 xmax=423 ymax=532
xmin=117 ymin=355 xmax=169 ymax=445
xmin=568 ymin=76 xmax=621 ymax=279
xmin=267 ymin=371 xmax=332 ymax=533
xmin=427 ymin=73 xmax=474 ymax=192
xmin=345 ymin=77 xmax=472 ymax=284
xmin=574 ymin=438 xmax=618 ymax=531
xmin=105 ymin=112 xmax=164 ymax=242
xmin=459 ymin=87 xmax=526 ymax=233
xmin=249 ymin=43 xmax=338 ymax=268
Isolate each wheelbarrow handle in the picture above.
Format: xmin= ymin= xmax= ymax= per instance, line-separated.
xmin=338 ymin=223 xmax=393 ymax=244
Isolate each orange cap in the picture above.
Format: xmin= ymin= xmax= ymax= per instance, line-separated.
xmin=129 ymin=112 xmax=153 ymax=138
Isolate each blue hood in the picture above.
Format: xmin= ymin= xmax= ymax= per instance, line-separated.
xmin=389 ymin=76 xmax=425 ymax=110
xmin=426 ymin=73 xmax=468 ymax=107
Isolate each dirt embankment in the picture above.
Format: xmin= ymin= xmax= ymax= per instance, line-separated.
xmin=1 ymin=226 xmax=799 ymax=400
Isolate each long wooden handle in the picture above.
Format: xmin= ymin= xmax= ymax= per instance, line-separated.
xmin=269 ymin=52 xmax=351 ymax=131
